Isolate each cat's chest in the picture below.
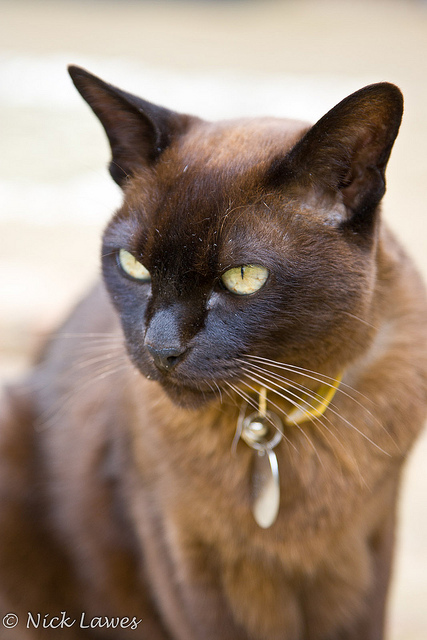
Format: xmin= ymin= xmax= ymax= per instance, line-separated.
xmin=121 ymin=376 xmax=401 ymax=639
xmin=127 ymin=434 xmax=377 ymax=640
xmin=129 ymin=393 xmax=359 ymax=567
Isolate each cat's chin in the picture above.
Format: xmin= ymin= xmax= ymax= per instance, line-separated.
xmin=154 ymin=377 xmax=220 ymax=409
xmin=133 ymin=360 xmax=222 ymax=408
xmin=129 ymin=357 xmax=217 ymax=408
xmin=162 ymin=383 xmax=219 ymax=409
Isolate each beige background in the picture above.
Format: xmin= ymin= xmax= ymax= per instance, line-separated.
xmin=1 ymin=1 xmax=427 ymax=638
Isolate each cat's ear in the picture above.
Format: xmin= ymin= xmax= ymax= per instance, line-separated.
xmin=68 ymin=65 xmax=189 ymax=186
xmin=270 ymin=83 xmax=403 ymax=233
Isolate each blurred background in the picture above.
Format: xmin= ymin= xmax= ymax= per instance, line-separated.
xmin=1 ymin=0 xmax=426 ymax=637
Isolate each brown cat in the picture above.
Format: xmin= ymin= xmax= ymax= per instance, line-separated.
xmin=1 ymin=66 xmax=426 ymax=640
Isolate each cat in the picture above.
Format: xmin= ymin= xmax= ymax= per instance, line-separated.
xmin=0 ymin=65 xmax=426 ymax=640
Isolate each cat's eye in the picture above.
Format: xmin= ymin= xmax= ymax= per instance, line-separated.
xmin=118 ymin=249 xmax=151 ymax=282
xmin=221 ymin=265 xmax=269 ymax=295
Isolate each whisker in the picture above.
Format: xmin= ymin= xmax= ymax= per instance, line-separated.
xmin=49 ymin=349 xmax=128 ymax=387
xmin=204 ymin=381 xmax=218 ymax=400
xmin=244 ymin=356 xmax=396 ymax=446
xmin=240 ymin=377 xmax=324 ymax=466
xmin=35 ymin=358 xmax=130 ymax=431
xmin=224 ymin=382 xmax=263 ymax=452
xmin=72 ymin=336 xmax=123 ymax=342
xmin=338 ymin=310 xmax=378 ymax=330
xmin=242 ymin=362 xmax=357 ymax=434
xmin=224 ymin=381 xmax=262 ymax=418
xmin=212 ymin=380 xmax=223 ymax=404
xmin=245 ymin=355 xmax=373 ymax=404
xmin=227 ymin=381 xmax=299 ymax=454
xmin=37 ymin=363 xmax=132 ymax=432
xmin=224 ymin=383 xmax=249 ymax=455
xmin=224 ymin=373 xmax=365 ymax=485
xmin=241 ymin=367 xmax=390 ymax=457
xmin=244 ymin=361 xmax=331 ymax=405
xmin=55 ymin=332 xmax=123 ymax=339
xmin=242 ymin=359 xmax=398 ymax=452
xmin=241 ymin=368 xmax=368 ymax=484
xmin=72 ymin=342 xmax=125 ymax=359
xmin=70 ymin=352 xmax=124 ymax=373
xmin=241 ymin=365 xmax=337 ymax=420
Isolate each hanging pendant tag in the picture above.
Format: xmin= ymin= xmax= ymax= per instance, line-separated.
xmin=241 ymin=410 xmax=283 ymax=529
xmin=252 ymin=448 xmax=280 ymax=528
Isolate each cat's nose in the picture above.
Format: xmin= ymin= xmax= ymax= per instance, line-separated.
xmin=146 ymin=344 xmax=186 ymax=372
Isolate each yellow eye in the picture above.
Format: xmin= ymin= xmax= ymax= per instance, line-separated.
xmin=221 ymin=265 xmax=269 ymax=295
xmin=118 ymin=249 xmax=151 ymax=281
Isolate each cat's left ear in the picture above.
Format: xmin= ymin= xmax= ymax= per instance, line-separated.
xmin=68 ymin=66 xmax=190 ymax=186
xmin=270 ymin=83 xmax=403 ymax=233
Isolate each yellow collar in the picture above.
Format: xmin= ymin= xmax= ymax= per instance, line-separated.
xmin=284 ymin=372 xmax=343 ymax=425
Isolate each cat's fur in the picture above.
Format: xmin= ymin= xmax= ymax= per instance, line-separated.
xmin=1 ymin=67 xmax=426 ymax=640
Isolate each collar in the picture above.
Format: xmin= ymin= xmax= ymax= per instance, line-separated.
xmin=284 ymin=372 xmax=343 ymax=425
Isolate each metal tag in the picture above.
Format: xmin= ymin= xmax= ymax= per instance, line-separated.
xmin=252 ymin=449 xmax=280 ymax=528
xmin=241 ymin=411 xmax=283 ymax=529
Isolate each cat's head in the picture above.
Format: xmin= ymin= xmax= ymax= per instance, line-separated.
xmin=69 ymin=66 xmax=403 ymax=407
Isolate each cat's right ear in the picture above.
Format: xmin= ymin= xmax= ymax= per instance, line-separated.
xmin=68 ymin=66 xmax=189 ymax=186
